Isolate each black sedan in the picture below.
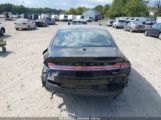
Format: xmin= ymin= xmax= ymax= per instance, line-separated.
xmin=35 ymin=19 xmax=48 ymax=27
xmin=41 ymin=25 xmax=131 ymax=96
xmin=145 ymin=23 xmax=161 ymax=40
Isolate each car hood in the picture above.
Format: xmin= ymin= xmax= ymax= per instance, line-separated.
xmin=48 ymin=47 xmax=122 ymax=58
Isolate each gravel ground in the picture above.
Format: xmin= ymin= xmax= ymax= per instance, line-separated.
xmin=0 ymin=19 xmax=161 ymax=117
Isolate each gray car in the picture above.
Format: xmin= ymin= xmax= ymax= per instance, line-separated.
xmin=124 ymin=21 xmax=145 ymax=32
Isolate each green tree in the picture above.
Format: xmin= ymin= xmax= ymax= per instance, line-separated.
xmin=108 ymin=0 xmax=128 ymax=18
xmin=124 ymin=0 xmax=149 ymax=16
xmin=66 ymin=8 xmax=76 ymax=14
xmin=94 ymin=5 xmax=104 ymax=14
xmin=103 ymin=4 xmax=110 ymax=16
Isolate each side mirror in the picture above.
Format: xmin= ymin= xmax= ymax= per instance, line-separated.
xmin=43 ymin=48 xmax=48 ymax=55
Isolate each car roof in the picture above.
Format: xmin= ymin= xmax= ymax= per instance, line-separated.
xmin=59 ymin=25 xmax=108 ymax=31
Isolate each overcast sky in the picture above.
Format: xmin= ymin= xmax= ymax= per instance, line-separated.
xmin=0 ymin=0 xmax=156 ymax=9
xmin=0 ymin=0 xmax=112 ymax=9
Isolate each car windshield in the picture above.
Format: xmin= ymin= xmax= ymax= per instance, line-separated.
xmin=118 ymin=20 xmax=126 ymax=23
xmin=152 ymin=23 xmax=161 ymax=29
xmin=72 ymin=21 xmax=87 ymax=25
xmin=52 ymin=30 xmax=116 ymax=48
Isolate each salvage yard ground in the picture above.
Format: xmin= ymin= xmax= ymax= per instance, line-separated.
xmin=0 ymin=19 xmax=161 ymax=117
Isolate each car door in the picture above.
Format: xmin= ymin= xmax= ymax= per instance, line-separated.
xmin=31 ymin=20 xmax=35 ymax=28
xmin=150 ymin=23 xmax=160 ymax=36
xmin=153 ymin=24 xmax=161 ymax=37
xmin=26 ymin=20 xmax=30 ymax=28
xmin=126 ymin=22 xmax=131 ymax=31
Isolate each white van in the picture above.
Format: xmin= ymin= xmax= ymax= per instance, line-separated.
xmin=67 ymin=15 xmax=76 ymax=21
xmin=59 ymin=14 xmax=68 ymax=21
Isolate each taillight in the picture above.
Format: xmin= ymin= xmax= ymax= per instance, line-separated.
xmin=47 ymin=63 xmax=130 ymax=71
xmin=120 ymin=63 xmax=130 ymax=69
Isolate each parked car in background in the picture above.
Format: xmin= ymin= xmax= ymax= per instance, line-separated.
xmin=106 ymin=20 xmax=115 ymax=26
xmin=112 ymin=20 xmax=126 ymax=29
xmin=0 ymin=23 xmax=5 ymax=36
xmin=46 ymin=17 xmax=55 ymax=25
xmin=85 ymin=17 xmax=93 ymax=22
xmin=124 ymin=21 xmax=145 ymax=32
xmin=41 ymin=25 xmax=131 ymax=96
xmin=68 ymin=19 xmax=87 ymax=25
xmin=144 ymin=21 xmax=156 ymax=29
xmin=15 ymin=19 xmax=36 ymax=30
xmin=35 ymin=19 xmax=48 ymax=27
xmin=145 ymin=23 xmax=161 ymax=40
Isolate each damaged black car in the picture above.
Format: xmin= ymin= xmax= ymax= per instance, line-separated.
xmin=41 ymin=25 xmax=131 ymax=96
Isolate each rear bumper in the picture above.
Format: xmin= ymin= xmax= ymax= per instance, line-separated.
xmin=116 ymin=25 xmax=125 ymax=28
xmin=132 ymin=28 xmax=145 ymax=31
xmin=45 ymin=82 xmax=124 ymax=96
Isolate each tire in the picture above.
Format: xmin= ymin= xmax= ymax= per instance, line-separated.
xmin=28 ymin=25 xmax=30 ymax=30
xmin=144 ymin=30 xmax=148 ymax=36
xmin=0 ymin=29 xmax=5 ymax=36
xmin=16 ymin=28 xmax=19 ymax=31
xmin=130 ymin=29 xmax=133 ymax=33
xmin=2 ymin=46 xmax=6 ymax=52
xmin=158 ymin=33 xmax=161 ymax=40
xmin=41 ymin=66 xmax=48 ymax=87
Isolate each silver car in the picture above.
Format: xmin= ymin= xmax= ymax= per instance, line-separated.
xmin=113 ymin=20 xmax=126 ymax=29
xmin=124 ymin=21 xmax=145 ymax=32
xmin=15 ymin=19 xmax=36 ymax=30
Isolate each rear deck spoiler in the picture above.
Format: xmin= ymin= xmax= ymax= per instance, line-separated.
xmin=44 ymin=57 xmax=127 ymax=65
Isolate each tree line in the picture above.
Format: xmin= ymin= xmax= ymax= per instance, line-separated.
xmin=0 ymin=0 xmax=161 ymax=18
xmin=0 ymin=3 xmax=64 ymax=14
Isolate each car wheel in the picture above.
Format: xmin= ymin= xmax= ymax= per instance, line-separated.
xmin=15 ymin=28 xmax=19 ymax=31
xmin=159 ymin=33 xmax=161 ymax=40
xmin=2 ymin=46 xmax=6 ymax=52
xmin=28 ymin=25 xmax=30 ymax=30
xmin=0 ymin=29 xmax=5 ymax=36
xmin=144 ymin=30 xmax=148 ymax=36
xmin=41 ymin=66 xmax=48 ymax=87
xmin=130 ymin=29 xmax=133 ymax=33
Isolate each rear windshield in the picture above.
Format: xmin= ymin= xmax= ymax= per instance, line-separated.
xmin=133 ymin=21 xmax=143 ymax=25
xmin=17 ymin=19 xmax=28 ymax=23
xmin=72 ymin=21 xmax=87 ymax=25
xmin=52 ymin=30 xmax=116 ymax=48
xmin=118 ymin=20 xmax=126 ymax=22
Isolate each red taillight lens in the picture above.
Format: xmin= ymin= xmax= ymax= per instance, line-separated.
xmin=120 ymin=63 xmax=130 ymax=69
xmin=47 ymin=63 xmax=130 ymax=71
